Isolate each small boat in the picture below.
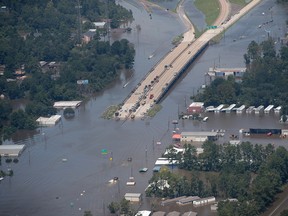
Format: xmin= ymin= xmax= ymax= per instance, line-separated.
xmin=202 ymin=117 xmax=209 ymax=122
xmin=148 ymin=54 xmax=154 ymax=60
xmin=108 ymin=177 xmax=119 ymax=184
xmin=139 ymin=167 xmax=148 ymax=173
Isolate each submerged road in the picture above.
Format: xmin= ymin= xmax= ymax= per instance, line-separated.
xmin=117 ymin=0 xmax=261 ymax=120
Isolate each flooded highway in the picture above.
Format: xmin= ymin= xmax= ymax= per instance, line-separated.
xmin=0 ymin=0 xmax=287 ymax=215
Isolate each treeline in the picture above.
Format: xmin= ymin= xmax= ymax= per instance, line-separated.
xmin=0 ymin=0 xmax=134 ymax=142
xmin=192 ymin=39 xmax=288 ymax=114
xmin=146 ymin=142 xmax=288 ymax=215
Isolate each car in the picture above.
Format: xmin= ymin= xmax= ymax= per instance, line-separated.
xmin=149 ymin=94 xmax=154 ymax=99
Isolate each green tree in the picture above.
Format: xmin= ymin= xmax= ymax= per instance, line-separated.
xmin=108 ymin=201 xmax=120 ymax=214
xmin=280 ymin=209 xmax=288 ymax=216
xmin=83 ymin=210 xmax=93 ymax=216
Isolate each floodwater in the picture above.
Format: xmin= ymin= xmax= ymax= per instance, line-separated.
xmin=0 ymin=0 xmax=288 ymax=216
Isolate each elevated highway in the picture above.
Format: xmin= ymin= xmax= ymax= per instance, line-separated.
xmin=116 ymin=0 xmax=261 ymax=120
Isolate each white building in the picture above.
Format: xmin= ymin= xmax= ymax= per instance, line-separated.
xmin=135 ymin=210 xmax=151 ymax=216
xmin=53 ymin=101 xmax=82 ymax=109
xmin=181 ymin=132 xmax=218 ymax=143
xmin=124 ymin=193 xmax=142 ymax=202
xmin=193 ymin=196 xmax=215 ymax=206
xmin=93 ymin=21 xmax=106 ymax=28
xmin=0 ymin=145 xmax=25 ymax=157
xmin=36 ymin=115 xmax=61 ymax=127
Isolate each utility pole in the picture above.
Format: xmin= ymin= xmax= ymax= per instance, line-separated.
xmin=76 ymin=0 xmax=82 ymax=44
xmin=105 ymin=0 xmax=110 ymax=43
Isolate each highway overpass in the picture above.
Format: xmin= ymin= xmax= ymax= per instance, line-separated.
xmin=115 ymin=0 xmax=261 ymax=120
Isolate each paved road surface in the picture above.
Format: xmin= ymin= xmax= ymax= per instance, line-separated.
xmin=117 ymin=0 xmax=261 ymax=120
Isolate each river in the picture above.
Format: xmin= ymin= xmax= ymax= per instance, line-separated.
xmin=0 ymin=0 xmax=287 ymax=215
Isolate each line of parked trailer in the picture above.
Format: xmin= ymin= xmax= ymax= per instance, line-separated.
xmin=205 ymin=104 xmax=281 ymax=114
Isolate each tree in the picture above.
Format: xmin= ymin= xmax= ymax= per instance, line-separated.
xmin=83 ymin=210 xmax=93 ymax=216
xmin=280 ymin=210 xmax=288 ymax=216
xmin=108 ymin=202 xmax=120 ymax=214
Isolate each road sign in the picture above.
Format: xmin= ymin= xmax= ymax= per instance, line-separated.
xmin=207 ymin=25 xmax=217 ymax=29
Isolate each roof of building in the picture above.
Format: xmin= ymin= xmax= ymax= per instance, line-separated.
xmin=208 ymin=67 xmax=246 ymax=72
xmin=135 ymin=210 xmax=151 ymax=216
xmin=0 ymin=145 xmax=25 ymax=156
xmin=166 ymin=211 xmax=180 ymax=216
xmin=193 ymin=196 xmax=215 ymax=203
xmin=181 ymin=131 xmax=218 ymax=136
xmin=152 ymin=211 xmax=166 ymax=216
xmin=36 ymin=115 xmax=61 ymax=127
xmin=124 ymin=193 xmax=142 ymax=197
xmin=53 ymin=101 xmax=82 ymax=109
xmin=178 ymin=196 xmax=200 ymax=204
xmin=93 ymin=21 xmax=106 ymax=27
xmin=161 ymin=196 xmax=187 ymax=206
xmin=229 ymin=140 xmax=241 ymax=145
xmin=83 ymin=30 xmax=97 ymax=38
xmin=172 ymin=134 xmax=181 ymax=139
xmin=182 ymin=212 xmax=198 ymax=216
xmin=189 ymin=102 xmax=204 ymax=107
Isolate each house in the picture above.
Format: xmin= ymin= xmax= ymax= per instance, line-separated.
xmin=206 ymin=67 xmax=246 ymax=83
xmin=180 ymin=131 xmax=218 ymax=143
xmin=82 ymin=29 xmax=97 ymax=43
xmin=187 ymin=102 xmax=204 ymax=114
xmin=93 ymin=21 xmax=106 ymax=29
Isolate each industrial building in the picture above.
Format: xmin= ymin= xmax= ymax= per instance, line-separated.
xmin=180 ymin=131 xmax=218 ymax=143
xmin=206 ymin=67 xmax=246 ymax=83
xmin=0 ymin=145 xmax=25 ymax=157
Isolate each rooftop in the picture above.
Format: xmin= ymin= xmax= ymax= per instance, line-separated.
xmin=53 ymin=101 xmax=82 ymax=109
xmin=189 ymin=102 xmax=204 ymax=107
xmin=181 ymin=131 xmax=218 ymax=136
xmin=0 ymin=145 xmax=25 ymax=157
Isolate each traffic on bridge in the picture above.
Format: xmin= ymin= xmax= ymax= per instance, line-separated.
xmin=115 ymin=0 xmax=261 ymax=120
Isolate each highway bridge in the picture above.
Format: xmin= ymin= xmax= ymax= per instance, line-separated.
xmin=115 ymin=0 xmax=261 ymax=120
